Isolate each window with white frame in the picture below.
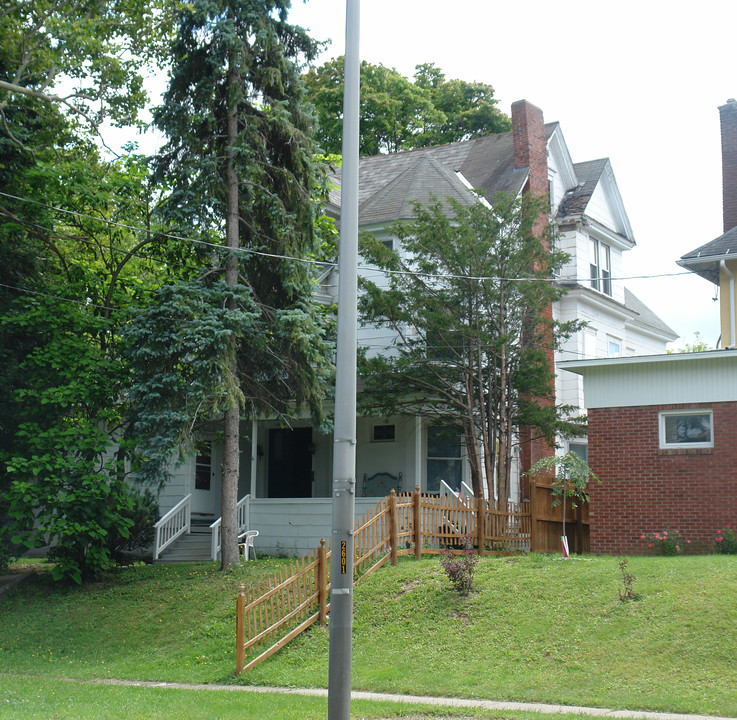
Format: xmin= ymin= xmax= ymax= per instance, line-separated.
xmin=607 ymin=336 xmax=621 ymax=357
xmin=659 ymin=410 xmax=713 ymax=449
xmin=426 ymin=426 xmax=463 ymax=493
xmin=589 ymin=238 xmax=612 ymax=296
xmin=567 ymin=440 xmax=588 ymax=463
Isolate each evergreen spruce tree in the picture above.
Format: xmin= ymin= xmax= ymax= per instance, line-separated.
xmin=130 ymin=0 xmax=330 ymax=570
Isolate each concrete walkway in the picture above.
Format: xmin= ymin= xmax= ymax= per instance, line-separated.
xmin=93 ymin=679 xmax=735 ymax=720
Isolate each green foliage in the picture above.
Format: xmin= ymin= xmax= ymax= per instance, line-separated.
xmin=617 ymin=557 xmax=639 ymax=602
xmin=304 ymin=58 xmax=510 ymax=155
xmin=641 ymin=530 xmax=687 ymax=556
xmin=358 ymin=192 xmax=583 ymax=499
xmin=1 ymin=290 xmax=147 ymax=583
xmin=0 ymin=145 xmax=170 ymax=583
xmin=0 ymin=0 xmax=172 ymax=143
xmin=714 ymin=526 xmax=737 ymax=554
xmin=527 ymin=451 xmax=599 ymax=509
xmin=124 ymin=280 xmax=260 ymax=485
xmin=668 ymin=331 xmax=712 ymax=353
xmin=106 ymin=488 xmax=159 ymax=560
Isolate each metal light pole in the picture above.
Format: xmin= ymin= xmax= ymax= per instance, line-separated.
xmin=327 ymin=1 xmax=360 ymax=718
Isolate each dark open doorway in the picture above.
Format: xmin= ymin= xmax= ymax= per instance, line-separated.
xmin=267 ymin=427 xmax=313 ymax=498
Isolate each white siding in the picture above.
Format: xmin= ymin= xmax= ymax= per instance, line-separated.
xmin=562 ymin=353 xmax=737 ymax=408
xmin=249 ymin=497 xmax=382 ymax=556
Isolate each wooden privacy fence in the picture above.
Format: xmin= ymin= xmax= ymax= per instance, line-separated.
xmin=528 ymin=478 xmax=590 ymax=554
xmin=235 ymin=487 xmax=531 ymax=674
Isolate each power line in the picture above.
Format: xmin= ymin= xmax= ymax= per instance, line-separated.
xmin=1 ymin=189 xmax=695 ymax=286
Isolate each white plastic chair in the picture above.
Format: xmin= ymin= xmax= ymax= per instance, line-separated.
xmin=238 ymin=530 xmax=259 ymax=561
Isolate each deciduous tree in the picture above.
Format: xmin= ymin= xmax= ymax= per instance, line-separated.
xmin=304 ymin=58 xmax=510 ymax=155
xmin=358 ymin=193 xmax=583 ymax=501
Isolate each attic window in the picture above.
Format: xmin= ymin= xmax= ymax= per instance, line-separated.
xmin=659 ymin=410 xmax=713 ymax=449
xmin=590 ymin=238 xmax=612 ymax=296
xmin=381 ymin=239 xmax=394 ymax=251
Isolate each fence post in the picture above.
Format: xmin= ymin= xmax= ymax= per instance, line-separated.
xmin=476 ymin=495 xmax=485 ymax=556
xmin=529 ymin=478 xmax=537 ymax=553
xmin=413 ymin=485 xmax=422 ymax=561
xmin=388 ymin=490 xmax=398 ymax=566
xmin=317 ymin=538 xmax=328 ymax=626
xmin=236 ymin=584 xmax=246 ymax=674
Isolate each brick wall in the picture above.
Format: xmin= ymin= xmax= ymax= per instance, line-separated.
xmin=587 ymin=401 xmax=737 ymax=554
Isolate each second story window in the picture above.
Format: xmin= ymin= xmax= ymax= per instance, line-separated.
xmin=589 ymin=238 xmax=611 ymax=296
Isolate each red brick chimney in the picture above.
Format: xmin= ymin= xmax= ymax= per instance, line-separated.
xmin=511 ymin=100 xmax=555 ymax=495
xmin=720 ymin=99 xmax=737 ymax=233
xmin=511 ymin=99 xmax=549 ymax=200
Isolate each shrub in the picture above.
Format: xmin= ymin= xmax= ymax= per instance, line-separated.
xmin=618 ymin=557 xmax=639 ymax=601
xmin=714 ymin=526 xmax=737 ymax=554
xmin=641 ymin=529 xmax=688 ymax=556
xmin=439 ymin=537 xmax=478 ymax=596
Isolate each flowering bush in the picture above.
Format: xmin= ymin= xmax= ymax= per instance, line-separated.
xmin=714 ymin=526 xmax=737 ymax=554
xmin=641 ymin=529 xmax=688 ymax=556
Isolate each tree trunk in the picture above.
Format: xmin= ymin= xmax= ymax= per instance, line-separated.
xmin=220 ymin=55 xmax=241 ymax=571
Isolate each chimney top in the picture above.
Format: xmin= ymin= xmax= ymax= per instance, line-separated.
xmin=720 ymin=100 xmax=737 ymax=233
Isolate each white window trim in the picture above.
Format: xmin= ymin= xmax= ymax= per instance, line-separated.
xmin=658 ymin=409 xmax=714 ymax=449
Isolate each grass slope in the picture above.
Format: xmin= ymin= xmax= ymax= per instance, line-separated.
xmin=1 ymin=554 xmax=736 ymax=717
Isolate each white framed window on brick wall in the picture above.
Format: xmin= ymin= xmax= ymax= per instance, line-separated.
xmin=658 ymin=409 xmax=713 ymax=449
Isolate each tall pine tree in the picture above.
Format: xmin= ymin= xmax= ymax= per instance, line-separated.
xmin=129 ymin=0 xmax=330 ymax=569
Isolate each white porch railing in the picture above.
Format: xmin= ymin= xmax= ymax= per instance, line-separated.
xmin=210 ymin=494 xmax=251 ymax=561
xmin=153 ymin=494 xmax=191 ymax=560
xmin=439 ymin=479 xmax=475 ymax=501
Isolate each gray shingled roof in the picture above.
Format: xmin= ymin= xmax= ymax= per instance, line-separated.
xmin=359 ymin=155 xmax=477 ymax=225
xmin=624 ymin=288 xmax=679 ymax=340
xmin=678 ymin=226 xmax=737 ymax=284
xmin=331 ymin=125 xmax=557 ymax=225
xmin=556 ymin=158 xmax=609 ymax=219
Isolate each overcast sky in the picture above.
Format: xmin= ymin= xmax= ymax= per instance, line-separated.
xmin=285 ymin=0 xmax=736 ymax=349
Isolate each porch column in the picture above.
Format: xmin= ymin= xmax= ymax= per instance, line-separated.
xmin=250 ymin=419 xmax=258 ymax=498
xmin=414 ymin=414 xmax=423 ymax=492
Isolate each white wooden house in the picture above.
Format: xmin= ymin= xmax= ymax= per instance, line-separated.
xmin=155 ymin=100 xmax=676 ymax=559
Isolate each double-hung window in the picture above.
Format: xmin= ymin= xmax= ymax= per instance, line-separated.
xmin=426 ymin=426 xmax=463 ymax=493
xmin=590 ymin=238 xmax=612 ymax=296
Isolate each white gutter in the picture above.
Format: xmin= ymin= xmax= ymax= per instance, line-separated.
xmin=720 ymin=259 xmax=736 ymax=347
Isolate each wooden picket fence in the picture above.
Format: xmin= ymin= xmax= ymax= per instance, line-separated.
xmin=235 ymin=487 xmax=531 ymax=674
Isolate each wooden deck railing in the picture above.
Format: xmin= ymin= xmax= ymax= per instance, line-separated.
xmin=235 ymin=487 xmax=532 ymax=674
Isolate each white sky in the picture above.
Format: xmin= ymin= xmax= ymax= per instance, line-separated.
xmin=286 ymin=0 xmax=737 ymax=349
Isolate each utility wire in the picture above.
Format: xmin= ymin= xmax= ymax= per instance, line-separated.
xmin=1 ymin=190 xmax=695 ymax=286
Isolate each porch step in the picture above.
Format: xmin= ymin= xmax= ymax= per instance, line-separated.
xmin=157 ymin=530 xmax=213 ymax=563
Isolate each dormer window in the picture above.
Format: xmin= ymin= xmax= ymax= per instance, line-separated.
xmin=590 ymin=238 xmax=612 ymax=296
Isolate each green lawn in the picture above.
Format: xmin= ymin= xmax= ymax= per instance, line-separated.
xmin=2 ymin=554 xmax=736 ymax=718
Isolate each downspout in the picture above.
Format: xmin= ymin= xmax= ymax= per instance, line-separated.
xmin=720 ymin=260 xmax=736 ymax=347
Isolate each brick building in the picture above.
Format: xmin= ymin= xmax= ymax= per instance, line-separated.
xmin=560 ymin=351 xmax=737 ymax=554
